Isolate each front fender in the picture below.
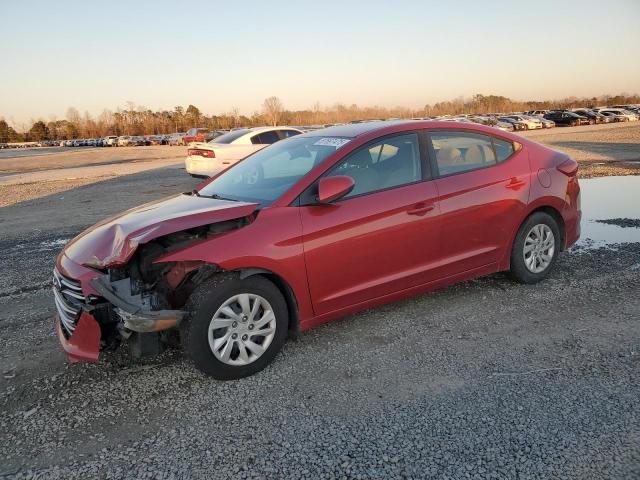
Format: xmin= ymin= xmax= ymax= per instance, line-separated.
xmin=155 ymin=207 xmax=314 ymax=323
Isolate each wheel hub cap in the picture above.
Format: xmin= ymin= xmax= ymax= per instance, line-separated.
xmin=208 ymin=293 xmax=276 ymax=366
xmin=523 ymin=224 xmax=555 ymax=274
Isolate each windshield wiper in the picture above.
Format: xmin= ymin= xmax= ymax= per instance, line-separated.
xmin=209 ymin=193 xmax=239 ymax=201
xmin=188 ymin=189 xmax=238 ymax=201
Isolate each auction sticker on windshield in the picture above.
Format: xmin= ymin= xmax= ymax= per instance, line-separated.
xmin=313 ymin=138 xmax=351 ymax=148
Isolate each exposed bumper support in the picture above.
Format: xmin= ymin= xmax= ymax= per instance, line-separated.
xmin=89 ymin=276 xmax=186 ymax=333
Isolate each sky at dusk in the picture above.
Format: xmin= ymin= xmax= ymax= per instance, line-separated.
xmin=1 ymin=0 xmax=639 ymax=125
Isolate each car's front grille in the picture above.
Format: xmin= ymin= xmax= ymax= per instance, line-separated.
xmin=53 ymin=267 xmax=85 ymax=338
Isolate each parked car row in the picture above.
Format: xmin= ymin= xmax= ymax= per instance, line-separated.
xmin=409 ymin=104 xmax=640 ymax=131
xmin=5 ymin=105 xmax=639 ymax=151
xmin=59 ymin=134 xmax=173 ymax=147
xmin=182 ymin=104 xmax=640 ymax=178
xmin=411 ymin=113 xmax=553 ymax=132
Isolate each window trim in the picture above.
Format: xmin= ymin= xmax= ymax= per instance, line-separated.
xmin=425 ymin=129 xmax=518 ymax=179
xmin=298 ymin=130 xmax=432 ymax=205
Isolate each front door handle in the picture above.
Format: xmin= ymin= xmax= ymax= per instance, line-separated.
xmin=506 ymin=177 xmax=526 ymax=190
xmin=407 ymin=202 xmax=435 ymax=216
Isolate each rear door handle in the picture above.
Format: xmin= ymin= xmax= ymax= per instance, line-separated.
xmin=506 ymin=177 xmax=526 ymax=190
xmin=407 ymin=202 xmax=435 ymax=216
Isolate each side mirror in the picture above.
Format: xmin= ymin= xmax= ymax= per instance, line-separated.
xmin=317 ymin=175 xmax=355 ymax=204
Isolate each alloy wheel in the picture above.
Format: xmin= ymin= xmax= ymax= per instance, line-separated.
xmin=523 ymin=224 xmax=555 ymax=273
xmin=208 ymin=293 xmax=276 ymax=366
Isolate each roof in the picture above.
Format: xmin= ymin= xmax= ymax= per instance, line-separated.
xmin=246 ymin=126 xmax=304 ymax=133
xmin=296 ymin=119 xmax=529 ymax=145
xmin=299 ymin=120 xmax=412 ymax=138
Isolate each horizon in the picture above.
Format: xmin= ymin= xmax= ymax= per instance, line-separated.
xmin=2 ymin=90 xmax=640 ymax=131
xmin=1 ymin=0 xmax=639 ymax=125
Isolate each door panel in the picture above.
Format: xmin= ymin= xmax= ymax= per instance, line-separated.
xmin=434 ymin=149 xmax=530 ymax=274
xmin=300 ymin=181 xmax=441 ymax=315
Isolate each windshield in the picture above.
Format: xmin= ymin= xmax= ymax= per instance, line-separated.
xmin=209 ymin=129 xmax=251 ymax=144
xmin=198 ymin=135 xmax=351 ymax=206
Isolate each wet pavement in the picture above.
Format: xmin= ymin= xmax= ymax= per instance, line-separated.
xmin=577 ymin=176 xmax=640 ymax=248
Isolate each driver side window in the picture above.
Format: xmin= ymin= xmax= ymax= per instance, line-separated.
xmin=326 ymin=133 xmax=422 ymax=198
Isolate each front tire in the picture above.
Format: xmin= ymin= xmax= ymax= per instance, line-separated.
xmin=182 ymin=275 xmax=288 ymax=380
xmin=509 ymin=212 xmax=561 ymax=284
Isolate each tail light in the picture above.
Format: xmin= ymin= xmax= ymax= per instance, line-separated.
xmin=188 ymin=149 xmax=215 ymax=158
xmin=556 ymin=158 xmax=578 ymax=177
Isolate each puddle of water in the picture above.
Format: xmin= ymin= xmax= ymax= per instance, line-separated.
xmin=577 ymin=176 xmax=640 ymax=248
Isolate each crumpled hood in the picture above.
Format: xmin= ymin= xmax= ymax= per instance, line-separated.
xmin=63 ymin=194 xmax=258 ymax=268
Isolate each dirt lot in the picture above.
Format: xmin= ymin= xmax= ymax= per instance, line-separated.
xmin=0 ymin=124 xmax=639 ymax=479
xmin=520 ymin=122 xmax=640 ymax=178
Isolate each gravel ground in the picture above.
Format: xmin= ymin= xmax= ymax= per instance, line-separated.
xmin=0 ymin=124 xmax=639 ymax=479
xmin=0 ymin=145 xmax=184 ymax=175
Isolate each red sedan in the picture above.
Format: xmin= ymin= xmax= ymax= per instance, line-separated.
xmin=53 ymin=121 xmax=581 ymax=379
xmin=182 ymin=127 xmax=210 ymax=144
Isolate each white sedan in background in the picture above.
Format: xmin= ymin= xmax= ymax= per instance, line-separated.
xmin=596 ymin=109 xmax=638 ymax=122
xmin=185 ymin=126 xmax=303 ymax=177
xmin=103 ymin=135 xmax=118 ymax=146
xmin=505 ymin=114 xmax=543 ymax=130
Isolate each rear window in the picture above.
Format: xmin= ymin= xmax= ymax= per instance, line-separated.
xmin=210 ymin=129 xmax=251 ymax=144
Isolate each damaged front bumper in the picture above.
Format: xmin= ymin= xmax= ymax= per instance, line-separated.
xmin=89 ymin=276 xmax=186 ymax=333
xmin=53 ymin=254 xmax=188 ymax=364
xmin=55 ymin=311 xmax=101 ymax=362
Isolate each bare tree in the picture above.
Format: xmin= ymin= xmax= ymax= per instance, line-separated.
xmin=186 ymin=104 xmax=201 ymax=127
xmin=66 ymin=107 xmax=81 ymax=126
xmin=262 ymin=96 xmax=284 ymax=126
xmin=229 ymin=106 xmax=240 ymax=128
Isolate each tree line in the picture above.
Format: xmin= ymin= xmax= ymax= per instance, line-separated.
xmin=1 ymin=92 xmax=638 ymax=143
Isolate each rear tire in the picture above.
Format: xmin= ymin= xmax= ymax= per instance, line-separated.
xmin=182 ymin=275 xmax=288 ymax=380
xmin=509 ymin=212 xmax=561 ymax=284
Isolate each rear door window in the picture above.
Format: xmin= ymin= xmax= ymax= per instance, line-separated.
xmin=429 ymin=132 xmax=497 ymax=176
